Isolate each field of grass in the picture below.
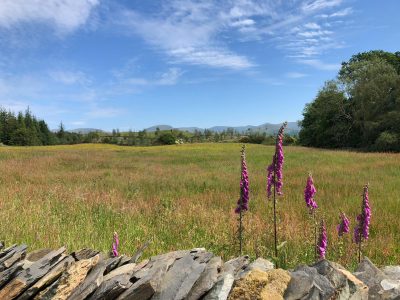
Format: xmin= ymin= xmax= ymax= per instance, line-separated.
xmin=0 ymin=143 xmax=399 ymax=269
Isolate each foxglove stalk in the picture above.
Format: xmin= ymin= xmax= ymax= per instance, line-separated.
xmin=318 ymin=219 xmax=327 ymax=260
xmin=235 ymin=145 xmax=249 ymax=213
xmin=354 ymin=185 xmax=371 ymax=243
xmin=337 ymin=212 xmax=350 ymax=237
xmin=266 ymin=122 xmax=287 ymax=198
xmin=304 ymin=174 xmax=318 ymax=212
xmin=112 ymin=232 xmax=119 ymax=257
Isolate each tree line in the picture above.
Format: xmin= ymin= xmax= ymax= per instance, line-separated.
xmin=299 ymin=50 xmax=400 ymax=151
xmin=0 ymin=108 xmax=298 ymax=147
xmin=0 ymin=108 xmax=95 ymax=146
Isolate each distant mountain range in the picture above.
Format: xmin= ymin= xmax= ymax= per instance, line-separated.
xmin=69 ymin=128 xmax=105 ymax=134
xmin=66 ymin=122 xmax=300 ymax=135
xmin=145 ymin=122 xmax=300 ymax=135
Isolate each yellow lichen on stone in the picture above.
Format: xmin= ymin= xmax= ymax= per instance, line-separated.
xmin=228 ymin=268 xmax=291 ymax=300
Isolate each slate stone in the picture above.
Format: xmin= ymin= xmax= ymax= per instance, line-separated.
xmin=0 ymin=262 xmax=23 ymax=289
xmin=238 ymin=257 xmax=274 ymax=279
xmin=0 ymin=244 xmax=17 ymax=260
xmin=0 ymin=245 xmax=27 ymax=272
xmin=117 ymin=252 xmax=182 ymax=300
xmin=284 ymin=265 xmax=335 ymax=300
xmin=354 ymin=257 xmax=390 ymax=299
xmin=117 ymin=262 xmax=171 ymax=300
xmin=16 ymin=255 xmax=75 ymax=300
xmin=129 ymin=240 xmax=150 ymax=264
xmin=382 ymin=266 xmax=400 ymax=281
xmin=36 ymin=254 xmax=100 ymax=300
xmin=0 ymin=247 xmax=66 ymax=299
xmin=104 ymin=256 xmax=122 ymax=274
xmin=203 ymin=264 xmax=235 ymax=300
xmin=89 ymin=263 xmax=142 ymax=300
xmin=0 ymin=241 xmax=4 ymax=250
xmin=88 ymin=273 xmax=132 ymax=300
xmin=25 ymin=249 xmax=53 ymax=263
xmin=68 ymin=257 xmax=120 ymax=300
xmin=152 ymin=252 xmax=212 ymax=300
xmin=186 ymin=256 xmax=223 ymax=300
xmin=72 ymin=248 xmax=100 ymax=261
xmin=224 ymin=255 xmax=250 ymax=279
xmin=116 ymin=255 xmax=131 ymax=268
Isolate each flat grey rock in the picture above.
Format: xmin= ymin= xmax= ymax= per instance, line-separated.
xmin=186 ymin=256 xmax=223 ymax=300
xmin=0 ymin=261 xmax=23 ymax=289
xmin=355 ymin=257 xmax=390 ymax=299
xmin=382 ymin=266 xmax=400 ymax=281
xmin=68 ymin=257 xmax=120 ymax=300
xmin=25 ymin=249 xmax=53 ymax=263
xmin=0 ymin=247 xmax=66 ymax=299
xmin=129 ymin=240 xmax=150 ymax=264
xmin=72 ymin=248 xmax=100 ymax=261
xmin=285 ymin=265 xmax=335 ymax=300
xmin=0 ymin=244 xmax=27 ymax=272
xmin=224 ymin=255 xmax=250 ymax=279
xmin=16 ymin=255 xmax=74 ymax=300
xmin=89 ymin=273 xmax=132 ymax=300
xmin=152 ymin=252 xmax=212 ymax=300
xmin=203 ymin=264 xmax=235 ymax=300
xmin=238 ymin=257 xmax=274 ymax=278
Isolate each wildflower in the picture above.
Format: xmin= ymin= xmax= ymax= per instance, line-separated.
xmin=304 ymin=174 xmax=318 ymax=212
xmin=337 ymin=212 xmax=350 ymax=237
xmin=317 ymin=219 xmax=327 ymax=259
xmin=112 ymin=232 xmax=119 ymax=257
xmin=266 ymin=122 xmax=287 ymax=198
xmin=235 ymin=145 xmax=249 ymax=213
xmin=354 ymin=184 xmax=371 ymax=243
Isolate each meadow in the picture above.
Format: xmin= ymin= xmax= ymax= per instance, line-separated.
xmin=0 ymin=143 xmax=399 ymax=269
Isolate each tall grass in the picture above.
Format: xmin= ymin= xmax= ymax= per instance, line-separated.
xmin=0 ymin=143 xmax=398 ymax=269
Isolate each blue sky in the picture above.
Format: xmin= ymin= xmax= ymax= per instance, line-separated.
xmin=0 ymin=0 xmax=398 ymax=131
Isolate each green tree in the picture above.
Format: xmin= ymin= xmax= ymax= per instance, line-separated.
xmin=299 ymin=81 xmax=351 ymax=148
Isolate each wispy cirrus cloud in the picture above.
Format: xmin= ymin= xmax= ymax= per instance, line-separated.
xmin=116 ymin=0 xmax=352 ymax=71
xmin=0 ymin=0 xmax=99 ymax=33
xmin=286 ymin=72 xmax=308 ymax=79
xmin=49 ymin=70 xmax=91 ymax=85
xmin=116 ymin=1 xmax=256 ymax=70
xmin=298 ymin=59 xmax=341 ymax=71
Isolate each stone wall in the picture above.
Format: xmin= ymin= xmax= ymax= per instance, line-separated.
xmin=0 ymin=243 xmax=399 ymax=299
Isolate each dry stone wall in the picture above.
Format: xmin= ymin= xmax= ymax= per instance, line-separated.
xmin=0 ymin=243 xmax=399 ymax=299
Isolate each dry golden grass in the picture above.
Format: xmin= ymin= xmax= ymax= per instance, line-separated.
xmin=0 ymin=143 xmax=398 ymax=269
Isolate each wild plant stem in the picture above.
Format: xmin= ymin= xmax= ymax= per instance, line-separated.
xmin=273 ymin=152 xmax=278 ymax=259
xmin=358 ymin=231 xmax=362 ymax=263
xmin=313 ymin=211 xmax=317 ymax=260
xmin=239 ymin=208 xmax=243 ymax=256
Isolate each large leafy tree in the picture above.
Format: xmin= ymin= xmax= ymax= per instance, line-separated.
xmin=300 ymin=50 xmax=400 ymax=151
xmin=300 ymin=80 xmax=352 ymax=148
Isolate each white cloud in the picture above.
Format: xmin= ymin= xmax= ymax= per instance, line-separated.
xmin=70 ymin=121 xmax=86 ymax=126
xmin=286 ymin=72 xmax=308 ymax=78
xmin=298 ymin=59 xmax=340 ymax=71
xmin=330 ymin=7 xmax=353 ymax=17
xmin=304 ymin=22 xmax=321 ymax=29
xmin=0 ymin=0 xmax=99 ymax=33
xmin=230 ymin=19 xmax=255 ymax=27
xmin=302 ymin=0 xmax=343 ymax=12
xmin=115 ymin=0 xmax=351 ymax=70
xmin=117 ymin=2 xmax=255 ymax=70
xmin=86 ymin=107 xmax=122 ymax=118
xmin=168 ymin=48 xmax=253 ymax=69
xmin=49 ymin=70 xmax=91 ymax=85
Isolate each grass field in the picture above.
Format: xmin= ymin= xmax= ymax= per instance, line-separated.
xmin=0 ymin=143 xmax=399 ymax=269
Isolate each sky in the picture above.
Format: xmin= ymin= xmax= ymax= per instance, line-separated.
xmin=0 ymin=0 xmax=399 ymax=131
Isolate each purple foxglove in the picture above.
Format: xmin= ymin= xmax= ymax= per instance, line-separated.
xmin=304 ymin=174 xmax=318 ymax=212
xmin=318 ymin=219 xmax=327 ymax=259
xmin=235 ymin=145 xmax=249 ymax=213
